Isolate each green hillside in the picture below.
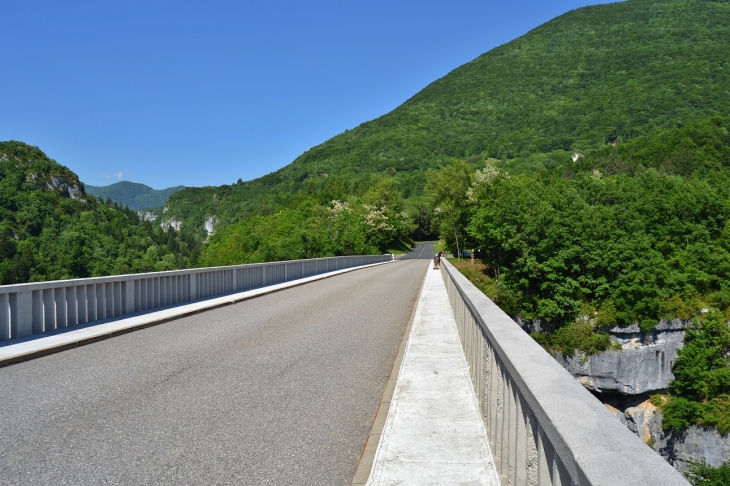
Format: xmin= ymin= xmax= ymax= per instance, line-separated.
xmin=165 ymin=0 xmax=730 ymax=237
xmin=85 ymin=181 xmax=184 ymax=211
xmin=185 ymin=1 xmax=730 ymax=443
xmin=0 ymin=141 xmax=199 ymax=284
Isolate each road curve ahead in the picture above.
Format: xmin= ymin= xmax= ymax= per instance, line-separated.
xmin=0 ymin=260 xmax=427 ymax=485
xmin=399 ymin=241 xmax=436 ymax=260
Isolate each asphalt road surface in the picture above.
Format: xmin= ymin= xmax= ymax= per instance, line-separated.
xmin=0 ymin=259 xmax=428 ymax=485
xmin=399 ymin=241 xmax=436 ymax=260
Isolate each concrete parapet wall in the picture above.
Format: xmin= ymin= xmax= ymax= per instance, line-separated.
xmin=0 ymin=255 xmax=391 ymax=343
xmin=440 ymin=259 xmax=688 ymax=485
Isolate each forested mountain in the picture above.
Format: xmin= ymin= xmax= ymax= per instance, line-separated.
xmin=164 ymin=0 xmax=730 ymax=240
xmin=0 ymin=141 xmax=200 ymax=284
xmin=85 ymin=181 xmax=184 ymax=212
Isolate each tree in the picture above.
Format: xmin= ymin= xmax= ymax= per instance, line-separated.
xmin=426 ymin=159 xmax=474 ymax=257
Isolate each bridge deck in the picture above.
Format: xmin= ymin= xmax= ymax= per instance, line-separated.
xmin=366 ymin=263 xmax=499 ymax=485
xmin=0 ymin=260 xmax=425 ymax=485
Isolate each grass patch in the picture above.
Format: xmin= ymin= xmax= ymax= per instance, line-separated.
xmin=433 ymin=240 xmax=447 ymax=254
xmin=386 ymin=236 xmax=414 ymax=254
xmin=447 ymin=258 xmax=499 ymax=301
xmin=531 ymin=322 xmax=621 ymax=357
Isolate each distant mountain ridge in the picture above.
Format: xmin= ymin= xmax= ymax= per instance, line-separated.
xmin=0 ymin=141 xmax=199 ymax=284
xmin=85 ymin=181 xmax=185 ymax=211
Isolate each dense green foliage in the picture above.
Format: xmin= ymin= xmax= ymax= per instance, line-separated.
xmin=199 ymin=177 xmax=415 ymax=265
xmin=655 ymin=312 xmax=730 ymax=434
xmin=85 ymin=181 xmax=184 ymax=212
xmin=426 ymin=116 xmax=730 ymax=427
xmin=686 ymin=459 xmax=730 ymax=486
xmin=446 ymin=259 xmax=499 ymax=301
xmin=164 ymin=0 xmax=730 ymax=243
xmin=531 ymin=323 xmax=621 ymax=356
xmin=0 ymin=141 xmax=200 ymax=283
xmin=429 ymin=116 xmax=730 ymax=331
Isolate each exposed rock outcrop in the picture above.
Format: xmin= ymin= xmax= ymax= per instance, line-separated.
xmin=45 ymin=176 xmax=84 ymax=200
xmin=551 ymin=319 xmax=730 ymax=474
xmin=599 ymin=397 xmax=730 ymax=474
xmin=137 ymin=211 xmax=157 ymax=222
xmin=649 ymin=410 xmax=730 ymax=474
xmin=602 ymin=396 xmax=657 ymax=444
xmin=160 ymin=219 xmax=182 ymax=231
xmin=204 ymin=216 xmax=215 ymax=236
xmin=554 ymin=321 xmax=688 ymax=394
xmin=25 ymin=170 xmax=85 ymax=201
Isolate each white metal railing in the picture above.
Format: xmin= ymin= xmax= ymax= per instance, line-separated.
xmin=440 ymin=259 xmax=687 ymax=485
xmin=0 ymin=255 xmax=391 ymax=342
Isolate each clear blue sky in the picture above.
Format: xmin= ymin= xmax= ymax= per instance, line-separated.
xmin=1 ymin=0 xmax=616 ymax=189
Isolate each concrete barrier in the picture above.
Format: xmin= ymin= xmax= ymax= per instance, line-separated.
xmin=440 ymin=259 xmax=688 ymax=485
xmin=0 ymin=255 xmax=391 ymax=343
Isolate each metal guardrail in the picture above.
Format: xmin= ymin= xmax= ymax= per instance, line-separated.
xmin=440 ymin=259 xmax=688 ymax=485
xmin=0 ymin=255 xmax=392 ymax=343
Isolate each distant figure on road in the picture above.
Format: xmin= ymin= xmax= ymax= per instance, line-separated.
xmin=433 ymin=251 xmax=441 ymax=270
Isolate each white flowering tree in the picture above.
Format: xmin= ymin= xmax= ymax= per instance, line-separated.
xmin=426 ymin=159 xmax=476 ymax=257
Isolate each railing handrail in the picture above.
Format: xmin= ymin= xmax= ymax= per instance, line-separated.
xmin=0 ymin=254 xmax=392 ymax=343
xmin=0 ymin=255 xmax=382 ymax=293
xmin=440 ymin=258 xmax=687 ymax=485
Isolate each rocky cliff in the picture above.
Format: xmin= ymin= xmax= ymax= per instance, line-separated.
xmin=551 ymin=320 xmax=730 ymax=474
xmin=650 ymin=410 xmax=730 ymax=474
xmin=554 ymin=321 xmax=688 ymax=394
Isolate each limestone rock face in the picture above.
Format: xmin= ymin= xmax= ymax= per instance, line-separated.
xmin=603 ymin=399 xmax=657 ymax=445
xmin=204 ymin=216 xmax=216 ymax=236
xmin=554 ymin=321 xmax=688 ymax=394
xmin=649 ymin=410 xmax=730 ymax=473
xmin=543 ymin=319 xmax=730 ymax=473
xmin=160 ymin=219 xmax=182 ymax=231
xmin=137 ymin=210 xmax=157 ymax=222
xmin=44 ymin=176 xmax=84 ymax=200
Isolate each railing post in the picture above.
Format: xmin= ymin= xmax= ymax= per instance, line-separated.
xmin=0 ymin=293 xmax=9 ymax=341
xmin=88 ymin=284 xmax=97 ymax=321
xmin=125 ymin=279 xmax=134 ymax=313
xmin=66 ymin=286 xmax=77 ymax=326
xmin=495 ymin=365 xmax=505 ymax=481
xmin=43 ymin=289 xmax=54 ymax=332
xmin=77 ymin=285 xmax=88 ymax=323
xmin=105 ymin=283 xmax=114 ymax=318
xmin=515 ymin=390 xmax=528 ymax=485
xmin=53 ymin=288 xmax=65 ymax=329
xmin=114 ymin=282 xmax=122 ymax=316
xmin=505 ymin=376 xmax=515 ymax=483
xmin=17 ymin=291 xmax=33 ymax=338
xmin=537 ymin=424 xmax=553 ymax=486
